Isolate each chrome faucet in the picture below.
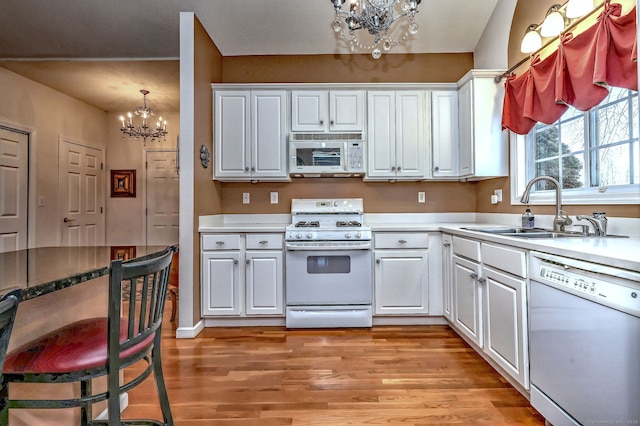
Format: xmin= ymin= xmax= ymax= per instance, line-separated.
xmin=576 ymin=212 xmax=608 ymax=236
xmin=520 ymin=176 xmax=572 ymax=232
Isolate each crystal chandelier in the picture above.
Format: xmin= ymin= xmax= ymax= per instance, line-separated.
xmin=331 ymin=0 xmax=421 ymax=59
xmin=119 ymin=90 xmax=168 ymax=144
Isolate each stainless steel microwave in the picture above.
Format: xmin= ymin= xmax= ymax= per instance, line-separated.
xmin=289 ymin=139 xmax=365 ymax=177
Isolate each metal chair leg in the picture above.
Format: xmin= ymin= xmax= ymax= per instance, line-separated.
xmin=152 ymin=346 xmax=174 ymax=426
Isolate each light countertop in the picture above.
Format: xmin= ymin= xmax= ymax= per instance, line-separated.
xmin=199 ymin=213 xmax=639 ymax=273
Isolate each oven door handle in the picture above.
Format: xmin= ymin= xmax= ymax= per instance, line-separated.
xmin=285 ymin=242 xmax=372 ymax=251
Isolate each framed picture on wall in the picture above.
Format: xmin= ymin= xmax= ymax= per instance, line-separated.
xmin=110 ymin=169 xmax=136 ymax=197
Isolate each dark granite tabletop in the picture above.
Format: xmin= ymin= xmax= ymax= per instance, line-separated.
xmin=0 ymin=246 xmax=168 ymax=301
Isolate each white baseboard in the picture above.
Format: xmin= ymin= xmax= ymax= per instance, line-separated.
xmin=175 ymin=319 xmax=205 ymax=338
xmin=95 ymin=392 xmax=128 ymax=421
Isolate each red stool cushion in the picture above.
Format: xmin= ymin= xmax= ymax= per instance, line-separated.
xmin=3 ymin=318 xmax=155 ymax=374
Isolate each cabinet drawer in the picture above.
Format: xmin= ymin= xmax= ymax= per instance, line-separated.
xmin=246 ymin=234 xmax=283 ymax=250
xmin=202 ymin=234 xmax=241 ymax=250
xmin=452 ymin=236 xmax=481 ymax=262
xmin=374 ymin=233 xmax=429 ymax=249
xmin=481 ymin=243 xmax=527 ymax=278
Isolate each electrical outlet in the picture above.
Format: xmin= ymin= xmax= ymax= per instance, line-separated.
xmin=418 ymin=192 xmax=426 ymax=203
xmin=494 ymin=189 xmax=503 ymax=202
xmin=242 ymin=193 xmax=250 ymax=204
xmin=270 ymin=192 xmax=278 ymax=204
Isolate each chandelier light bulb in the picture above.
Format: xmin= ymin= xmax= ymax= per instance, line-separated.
xmin=330 ymin=0 xmax=420 ymax=59
xmin=119 ymin=89 xmax=168 ymax=144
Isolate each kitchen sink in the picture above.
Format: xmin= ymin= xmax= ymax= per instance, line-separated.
xmin=461 ymin=226 xmax=628 ymax=239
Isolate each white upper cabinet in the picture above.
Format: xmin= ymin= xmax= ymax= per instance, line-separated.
xmin=366 ymin=90 xmax=426 ymax=180
xmin=291 ymin=90 xmax=364 ymax=133
xmin=431 ymin=90 xmax=459 ymax=178
xmin=214 ymin=90 xmax=288 ymax=181
xmin=457 ymin=70 xmax=508 ymax=178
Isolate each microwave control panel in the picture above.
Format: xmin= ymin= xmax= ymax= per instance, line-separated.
xmin=347 ymin=141 xmax=365 ymax=173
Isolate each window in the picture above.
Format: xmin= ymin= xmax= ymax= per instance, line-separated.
xmin=511 ymin=88 xmax=639 ymax=204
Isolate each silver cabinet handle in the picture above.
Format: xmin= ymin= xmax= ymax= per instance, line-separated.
xmin=233 ymin=259 xmax=238 ymax=264
xmin=216 ymin=241 xmax=225 ymax=246
xmin=63 ymin=217 xmax=75 ymax=223
xmin=330 ymin=120 xmax=334 ymax=125
xmin=391 ymin=166 xmax=396 ymax=171
xmin=319 ymin=120 xmax=324 ymax=125
xmin=397 ymin=166 xmax=401 ymax=171
xmin=251 ymin=167 xmax=255 ymax=171
xmin=398 ymin=239 xmax=407 ymax=244
xmin=470 ymin=273 xmax=478 ymax=279
xmin=244 ymin=167 xmax=249 ymax=171
xmin=443 ymin=242 xmax=451 ymax=247
xmin=246 ymin=259 xmax=250 ymax=264
xmin=376 ymin=259 xmax=381 ymax=264
xmin=434 ymin=166 xmax=440 ymax=172
xmin=478 ymin=277 xmax=486 ymax=284
xmin=259 ymin=240 xmax=268 ymax=245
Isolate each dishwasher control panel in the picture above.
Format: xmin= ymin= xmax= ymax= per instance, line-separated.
xmin=531 ymin=252 xmax=640 ymax=317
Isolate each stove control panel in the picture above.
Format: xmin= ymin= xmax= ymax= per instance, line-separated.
xmin=286 ymin=229 xmax=372 ymax=241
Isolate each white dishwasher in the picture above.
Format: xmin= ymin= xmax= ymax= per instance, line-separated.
xmin=529 ymin=251 xmax=640 ymax=426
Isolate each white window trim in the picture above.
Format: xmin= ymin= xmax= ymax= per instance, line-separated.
xmin=509 ymin=132 xmax=640 ymax=205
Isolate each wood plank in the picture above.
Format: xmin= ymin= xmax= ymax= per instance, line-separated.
xmin=122 ymin=310 xmax=544 ymax=425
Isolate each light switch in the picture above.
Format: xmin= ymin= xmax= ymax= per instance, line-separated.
xmin=418 ymin=192 xmax=426 ymax=203
xmin=243 ymin=193 xmax=250 ymax=204
xmin=270 ymin=192 xmax=278 ymax=204
xmin=494 ymin=189 xmax=503 ymax=202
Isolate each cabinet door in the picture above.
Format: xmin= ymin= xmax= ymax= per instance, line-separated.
xmin=442 ymin=234 xmax=453 ymax=321
xmin=431 ymin=90 xmax=459 ymax=178
xmin=291 ymin=91 xmax=327 ymax=132
xmin=214 ymin=91 xmax=251 ymax=179
xmin=330 ymin=90 xmax=364 ymax=132
xmin=483 ymin=266 xmax=528 ymax=388
xmin=452 ymin=255 xmax=482 ymax=347
xmin=367 ymin=91 xmax=396 ymax=178
xmin=201 ymin=251 xmax=241 ymax=316
xmin=252 ymin=91 xmax=287 ymax=178
xmin=374 ymin=250 xmax=429 ymax=315
xmin=457 ymin=79 xmax=474 ymax=177
xmin=395 ymin=91 xmax=425 ymax=178
xmin=245 ymin=251 xmax=284 ymax=315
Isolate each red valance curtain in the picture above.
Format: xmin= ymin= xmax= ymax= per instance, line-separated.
xmin=502 ymin=1 xmax=638 ymax=135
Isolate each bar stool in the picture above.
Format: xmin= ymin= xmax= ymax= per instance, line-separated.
xmin=0 ymin=245 xmax=177 ymax=425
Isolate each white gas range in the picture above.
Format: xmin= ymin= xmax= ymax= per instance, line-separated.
xmin=284 ymin=198 xmax=373 ymax=328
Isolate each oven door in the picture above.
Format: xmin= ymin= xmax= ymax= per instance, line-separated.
xmin=285 ymin=249 xmax=372 ymax=305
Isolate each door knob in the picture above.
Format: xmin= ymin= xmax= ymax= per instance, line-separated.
xmin=63 ymin=217 xmax=75 ymax=223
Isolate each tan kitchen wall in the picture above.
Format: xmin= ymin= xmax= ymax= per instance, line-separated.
xmin=222 ymin=53 xmax=474 ymax=84
xmin=222 ymin=180 xmax=477 ymax=214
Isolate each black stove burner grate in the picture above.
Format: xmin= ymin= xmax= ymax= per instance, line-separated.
xmin=294 ymin=221 xmax=320 ymax=228
xmin=336 ymin=220 xmax=362 ymax=228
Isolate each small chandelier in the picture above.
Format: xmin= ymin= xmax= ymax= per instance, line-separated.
xmin=331 ymin=0 xmax=421 ymax=59
xmin=119 ymin=89 xmax=168 ymax=144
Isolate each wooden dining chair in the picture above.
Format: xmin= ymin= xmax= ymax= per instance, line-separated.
xmin=0 ymin=245 xmax=177 ymax=425
xmin=168 ymin=250 xmax=179 ymax=322
xmin=0 ymin=293 xmax=19 ymax=395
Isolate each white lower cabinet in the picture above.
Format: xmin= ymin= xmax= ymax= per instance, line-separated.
xmin=452 ymin=254 xmax=482 ymax=346
xmin=201 ymin=233 xmax=284 ymax=317
xmin=449 ymin=235 xmax=529 ymax=389
xmin=374 ymin=233 xmax=429 ymax=315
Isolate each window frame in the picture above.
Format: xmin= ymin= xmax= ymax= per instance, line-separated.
xmin=510 ymin=89 xmax=640 ymax=206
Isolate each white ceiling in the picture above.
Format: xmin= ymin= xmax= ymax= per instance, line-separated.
xmin=0 ymin=0 xmax=500 ymax=113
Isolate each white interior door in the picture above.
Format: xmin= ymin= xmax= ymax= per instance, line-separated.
xmin=59 ymin=138 xmax=104 ymax=246
xmin=145 ymin=149 xmax=179 ymax=246
xmin=0 ymin=127 xmax=28 ymax=253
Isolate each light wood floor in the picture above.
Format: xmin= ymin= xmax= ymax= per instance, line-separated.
xmin=123 ymin=308 xmax=545 ymax=425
